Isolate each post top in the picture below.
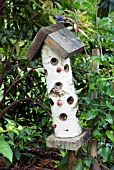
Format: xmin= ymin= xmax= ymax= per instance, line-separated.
xmin=25 ymin=23 xmax=85 ymax=61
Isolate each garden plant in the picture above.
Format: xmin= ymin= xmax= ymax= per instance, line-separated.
xmin=0 ymin=0 xmax=114 ymax=169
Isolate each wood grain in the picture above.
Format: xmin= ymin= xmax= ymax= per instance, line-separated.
xmin=46 ymin=130 xmax=92 ymax=151
xmin=45 ymin=28 xmax=85 ymax=59
xmin=25 ymin=23 xmax=64 ymax=61
xmin=68 ymin=150 xmax=76 ymax=170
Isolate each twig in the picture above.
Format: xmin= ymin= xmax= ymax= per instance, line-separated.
xmin=9 ymin=39 xmax=19 ymax=58
xmin=0 ymin=69 xmax=32 ymax=104
xmin=0 ymin=98 xmax=52 ymax=118
xmin=0 ymin=40 xmax=18 ymax=86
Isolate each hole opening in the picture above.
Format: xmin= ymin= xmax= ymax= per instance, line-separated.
xmin=49 ymin=98 xmax=54 ymax=106
xmin=59 ymin=113 xmax=67 ymax=121
xmin=50 ymin=58 xmax=58 ymax=66
xmin=44 ymin=69 xmax=48 ymax=76
xmin=54 ymin=82 xmax=63 ymax=90
xmin=64 ymin=64 xmax=69 ymax=72
xmin=67 ymin=96 xmax=74 ymax=105
xmin=56 ymin=82 xmax=62 ymax=86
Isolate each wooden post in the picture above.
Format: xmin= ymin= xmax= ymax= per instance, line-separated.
xmin=90 ymin=48 xmax=100 ymax=165
xmin=46 ymin=130 xmax=92 ymax=170
xmin=92 ymin=48 xmax=100 ymax=73
xmin=68 ymin=150 xmax=76 ymax=170
xmin=91 ymin=48 xmax=100 ymax=99
xmin=90 ymin=139 xmax=97 ymax=157
xmin=112 ymin=80 xmax=114 ymax=95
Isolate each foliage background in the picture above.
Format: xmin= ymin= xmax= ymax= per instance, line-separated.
xmin=0 ymin=0 xmax=114 ymax=169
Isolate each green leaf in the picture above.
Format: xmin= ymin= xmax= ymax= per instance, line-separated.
xmin=93 ymin=129 xmax=102 ymax=139
xmin=59 ymin=150 xmax=67 ymax=158
xmin=109 ymin=56 xmax=114 ymax=62
xmin=73 ymin=158 xmax=84 ymax=170
xmin=0 ymin=127 xmax=5 ymax=132
xmin=92 ymin=56 xmax=101 ymax=62
xmin=84 ymin=157 xmax=93 ymax=168
xmin=89 ymin=82 xmax=96 ymax=90
xmin=106 ymin=130 xmax=114 ymax=142
xmin=19 ymin=140 xmax=24 ymax=150
xmin=14 ymin=149 xmax=21 ymax=160
xmin=106 ymin=101 xmax=114 ymax=111
xmin=105 ymin=114 xmax=113 ymax=124
xmin=57 ymin=154 xmax=68 ymax=168
xmin=98 ymin=80 xmax=107 ymax=91
xmin=98 ymin=146 xmax=111 ymax=162
xmin=82 ymin=2 xmax=90 ymax=8
xmin=111 ymin=125 xmax=114 ymax=130
xmin=0 ymin=138 xmax=13 ymax=162
xmin=42 ymin=117 xmax=48 ymax=126
xmin=86 ymin=109 xmax=98 ymax=120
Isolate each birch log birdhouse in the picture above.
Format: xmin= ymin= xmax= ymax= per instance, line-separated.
xmin=25 ymin=23 xmax=85 ymax=138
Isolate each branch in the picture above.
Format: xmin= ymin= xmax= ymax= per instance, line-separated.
xmin=0 ymin=98 xmax=52 ymax=118
xmin=0 ymin=40 xmax=18 ymax=86
xmin=0 ymin=0 xmax=5 ymax=15
xmin=0 ymin=69 xmax=31 ymax=104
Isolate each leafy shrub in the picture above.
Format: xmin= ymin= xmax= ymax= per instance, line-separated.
xmin=0 ymin=0 xmax=114 ymax=169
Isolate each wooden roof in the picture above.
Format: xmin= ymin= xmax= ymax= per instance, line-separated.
xmin=25 ymin=23 xmax=85 ymax=61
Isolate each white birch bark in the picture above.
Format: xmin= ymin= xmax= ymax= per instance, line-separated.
xmin=41 ymin=44 xmax=82 ymax=138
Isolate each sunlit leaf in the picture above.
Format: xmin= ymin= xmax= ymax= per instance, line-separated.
xmin=106 ymin=131 xmax=114 ymax=142
xmin=0 ymin=127 xmax=5 ymax=132
xmin=105 ymin=114 xmax=113 ymax=124
xmin=86 ymin=109 xmax=98 ymax=120
xmin=49 ymin=15 xmax=56 ymax=24
xmin=106 ymin=101 xmax=114 ymax=111
xmin=0 ymin=138 xmax=13 ymax=162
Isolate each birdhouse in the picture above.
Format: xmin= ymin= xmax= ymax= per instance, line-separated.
xmin=25 ymin=23 xmax=85 ymax=138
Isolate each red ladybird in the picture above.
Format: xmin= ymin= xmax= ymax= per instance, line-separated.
xmin=52 ymin=122 xmax=56 ymax=128
xmin=56 ymin=66 xmax=62 ymax=72
xmin=57 ymin=100 xmax=62 ymax=106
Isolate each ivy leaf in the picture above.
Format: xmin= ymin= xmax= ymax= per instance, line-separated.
xmin=0 ymin=138 xmax=13 ymax=162
xmin=73 ymin=158 xmax=84 ymax=170
xmin=89 ymin=82 xmax=96 ymax=90
xmin=14 ymin=149 xmax=21 ymax=160
xmin=105 ymin=114 xmax=113 ymax=124
xmin=93 ymin=129 xmax=102 ymax=139
xmin=106 ymin=101 xmax=114 ymax=111
xmin=57 ymin=154 xmax=68 ymax=170
xmin=86 ymin=109 xmax=98 ymax=120
xmin=98 ymin=146 xmax=110 ymax=162
xmin=106 ymin=130 xmax=114 ymax=142
xmin=84 ymin=157 xmax=93 ymax=168
xmin=42 ymin=117 xmax=48 ymax=126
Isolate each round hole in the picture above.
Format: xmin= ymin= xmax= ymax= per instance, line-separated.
xmin=44 ymin=69 xmax=48 ymax=76
xmin=67 ymin=96 xmax=74 ymax=105
xmin=59 ymin=113 xmax=67 ymax=121
xmin=50 ymin=58 xmax=58 ymax=66
xmin=64 ymin=64 xmax=69 ymax=72
xmin=55 ymin=82 xmax=62 ymax=86
xmin=49 ymin=98 xmax=54 ymax=106
xmin=54 ymin=82 xmax=63 ymax=89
